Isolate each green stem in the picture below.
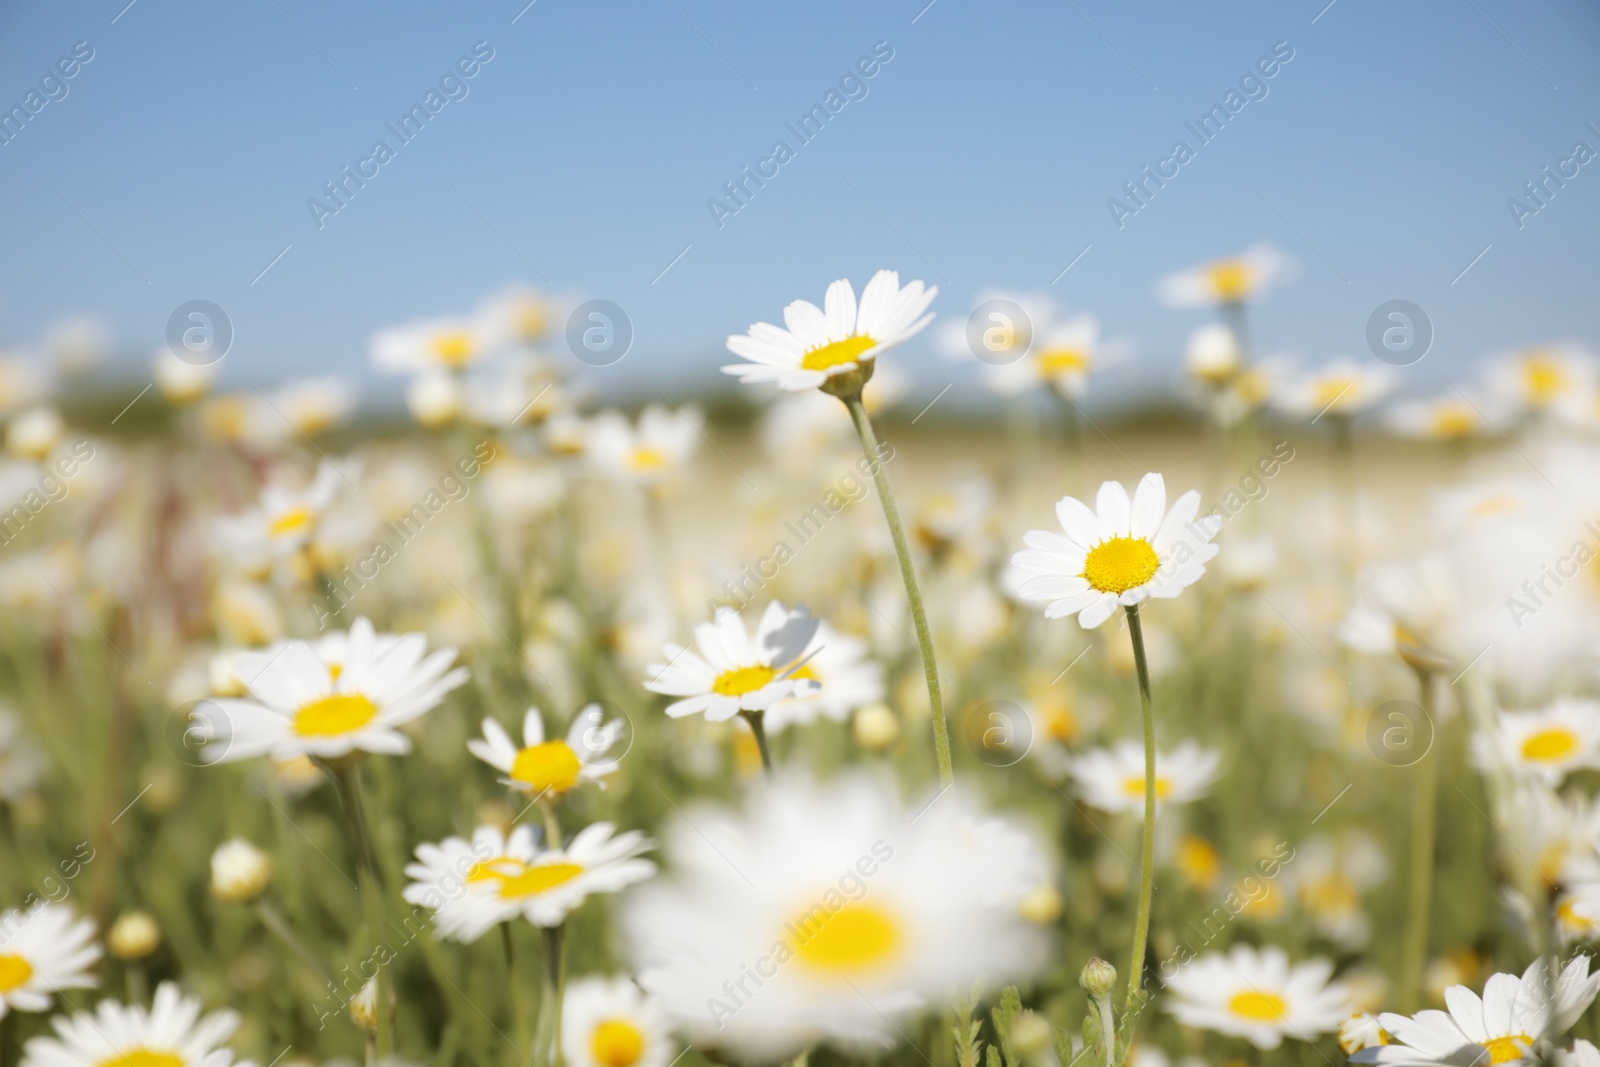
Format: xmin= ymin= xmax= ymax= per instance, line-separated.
xmin=535 ymin=924 xmax=567 ymax=1067
xmin=739 ymin=710 xmax=773 ymax=775
xmin=255 ymin=898 xmax=332 ymax=984
xmin=1123 ymin=603 xmax=1157 ymax=1009
xmin=539 ymin=797 xmax=563 ymax=850
xmin=1397 ymin=669 xmax=1439 ymax=1014
xmin=329 ymin=761 xmax=393 ymax=1058
xmin=504 ymin=922 xmax=533 ymax=1064
xmin=842 ymin=393 xmax=953 ymax=787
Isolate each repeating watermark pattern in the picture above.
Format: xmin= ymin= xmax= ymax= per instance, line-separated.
xmin=0 ymin=440 xmax=96 ymax=547
xmin=565 ymin=300 xmax=633 ymax=367
xmin=1 ymin=41 xmax=95 ymax=147
xmin=166 ymin=300 xmax=233 ymax=367
xmin=705 ymin=840 xmax=895 ymax=1028
xmin=313 ymin=440 xmax=498 ymax=629
xmin=1367 ymin=698 xmax=1434 ymax=767
xmin=707 ymin=41 xmax=895 ymax=230
xmin=308 ymin=42 xmax=496 ymax=230
xmin=1507 ymin=119 xmax=1600 ymax=230
xmin=710 ymin=441 xmax=895 ymax=613
xmin=1366 ymin=300 xmax=1433 ymax=367
xmin=965 ymin=299 xmax=1033 ymax=367
xmin=1108 ymin=41 xmax=1296 ymax=229
xmin=1505 ymin=521 xmax=1600 ymax=630
xmin=961 ymin=698 xmax=1033 ymax=768
xmin=1152 ymin=841 xmax=1295 ymax=985
xmin=0 ymin=841 xmax=96 ymax=944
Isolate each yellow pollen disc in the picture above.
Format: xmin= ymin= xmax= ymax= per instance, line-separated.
xmin=100 ymin=1051 xmax=184 ymax=1067
xmin=269 ymin=506 xmax=315 ymax=537
xmin=0 ymin=953 xmax=33 ymax=993
xmin=1122 ymin=775 xmax=1174 ymax=799
xmin=1082 ymin=537 xmax=1160 ymax=595
xmin=801 ymin=334 xmax=877 ymax=373
xmin=1227 ymin=991 xmax=1289 ymax=1022
xmin=1524 ymin=356 xmax=1564 ymax=403
xmin=591 ymin=1020 xmax=646 ymax=1067
xmin=292 ymin=693 xmax=379 ymax=737
xmin=433 ymin=331 xmax=476 ymax=367
xmin=1042 ymin=704 xmax=1076 ymax=743
xmin=518 ymin=309 xmax=549 ymax=341
xmin=1522 ymin=727 xmax=1581 ymax=762
xmin=1037 ymin=348 xmax=1089 ymax=376
xmin=1235 ymin=369 xmax=1271 ymax=405
xmin=1484 ymin=1036 xmax=1532 ymax=1065
xmin=1304 ymin=874 xmax=1359 ymax=914
xmin=790 ymin=901 xmax=901 ymax=974
xmin=510 ymin=741 xmax=583 ymax=793
xmin=495 ymin=861 xmax=584 ymax=900
xmin=1432 ymin=407 xmax=1476 ymax=437
xmin=1176 ymin=836 xmax=1221 ymax=888
xmin=630 ymin=447 xmax=668 ymax=472
xmin=1208 ymin=261 xmax=1253 ymax=301
xmin=1315 ymin=376 xmax=1358 ymax=408
xmin=713 ymin=664 xmax=777 ymax=697
xmin=1559 ymin=898 xmax=1597 ymax=931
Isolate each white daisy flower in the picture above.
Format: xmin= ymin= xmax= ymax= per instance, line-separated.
xmin=723 ymin=270 xmax=938 ymax=393
xmin=1475 ymin=700 xmax=1600 ymax=785
xmin=1340 ymin=1013 xmax=1392 ymax=1055
xmin=152 ymin=348 xmax=219 ymax=406
xmin=623 ymin=773 xmax=1049 ymax=1062
xmin=0 ymin=904 xmax=99 ymax=1019
xmin=1559 ymin=1040 xmax=1600 ymax=1067
xmin=404 ymin=823 xmax=654 ymax=942
xmin=586 ymin=405 xmax=702 ymax=486
xmin=1011 ymin=473 xmax=1222 ymax=629
xmin=1288 ymin=833 xmax=1389 ymax=950
xmin=1164 ymin=944 xmax=1351 ymax=1049
xmin=644 ymin=603 xmax=820 ymax=721
xmin=1069 ymin=740 xmax=1220 ymax=817
xmin=763 ymin=622 xmax=884 ymax=734
xmin=20 ymin=982 xmax=248 ymax=1067
xmin=1186 ymin=323 xmax=1242 ymax=383
xmin=985 ymin=314 xmax=1102 ymax=399
xmin=370 ymin=315 xmax=495 ymax=375
xmin=213 ymin=461 xmax=344 ymax=565
xmin=1274 ymin=358 xmax=1397 ymax=418
xmin=1355 ymin=955 xmax=1600 ymax=1066
xmin=1157 ymin=243 xmax=1288 ymax=307
xmin=1555 ymin=883 xmax=1600 ymax=948
xmin=562 ymin=976 xmax=674 ymax=1067
xmin=475 ymin=285 xmax=558 ymax=348
xmin=1386 ymin=392 xmax=1495 ymax=441
xmin=244 ymin=378 xmax=358 ymax=445
xmin=1484 ymin=344 xmax=1597 ymax=417
xmin=467 ymin=705 xmax=622 ymax=797
xmin=195 ymin=616 xmax=467 ymax=763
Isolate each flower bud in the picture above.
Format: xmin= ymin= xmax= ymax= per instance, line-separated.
xmin=211 ymin=837 xmax=272 ymax=903
xmin=108 ymin=910 xmax=161 ymax=960
xmin=350 ymin=977 xmax=378 ymax=1033
xmin=1010 ymin=1010 xmax=1053 ymax=1060
xmin=1018 ymin=884 xmax=1063 ymax=924
xmin=1079 ymin=957 xmax=1118 ymax=1001
xmin=853 ymin=704 xmax=900 ymax=750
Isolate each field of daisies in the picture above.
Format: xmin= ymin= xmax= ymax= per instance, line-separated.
xmin=5 ymin=247 xmax=1600 ymax=1067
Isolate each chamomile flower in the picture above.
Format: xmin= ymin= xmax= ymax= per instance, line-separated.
xmin=644 ymin=602 xmax=820 ymax=721
xmin=0 ymin=904 xmax=99 ymax=1018
xmin=1386 ymin=392 xmax=1493 ymax=441
xmin=1476 ymin=700 xmax=1600 ymax=785
xmin=1355 ymin=955 xmax=1600 ymax=1066
xmin=1555 ymin=883 xmax=1600 ymax=947
xmin=468 ymin=706 xmax=622 ymax=796
xmin=985 ymin=314 xmax=1103 ymax=399
xmin=404 ymin=823 xmax=654 ymax=942
xmin=763 ymin=622 xmax=885 ymax=733
xmin=723 ymin=270 xmax=938 ymax=393
xmin=586 ymin=405 xmax=702 ymax=486
xmin=246 ymin=379 xmax=358 ymax=444
xmin=195 ymin=616 xmax=467 ymax=763
xmin=1288 ymin=833 xmax=1389 ymax=949
xmin=1069 ymin=740 xmax=1221 ymax=817
xmin=1164 ymin=944 xmax=1351 ymax=1049
xmin=562 ymin=977 xmax=674 ymax=1067
xmin=152 ymin=349 xmax=219 ymax=406
xmin=20 ymin=982 xmax=248 ymax=1067
xmin=1011 ymin=473 xmax=1222 ymax=629
xmin=1340 ymin=1013 xmax=1392 ymax=1055
xmin=1559 ymin=1041 xmax=1600 ymax=1067
xmin=623 ymin=773 xmax=1048 ymax=1062
xmin=214 ymin=462 xmax=344 ymax=564
xmin=1158 ymin=243 xmax=1288 ymax=307
xmin=1275 ymin=358 xmax=1396 ymax=418
xmin=476 ymin=285 xmax=558 ymax=348
xmin=1186 ymin=323 xmax=1242 ymax=383
xmin=370 ymin=315 xmax=494 ymax=375
xmin=1485 ymin=344 xmax=1596 ymax=417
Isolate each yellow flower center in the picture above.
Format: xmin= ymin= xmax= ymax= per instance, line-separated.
xmin=1484 ymin=1036 xmax=1532 ymax=1065
xmin=1559 ymin=897 xmax=1597 ymax=932
xmin=269 ymin=506 xmax=315 ymax=538
xmin=1122 ymin=776 xmax=1174 ymax=799
xmin=630 ymin=447 xmax=668 ymax=472
xmin=470 ymin=858 xmax=586 ymax=900
xmin=1042 ymin=703 xmax=1077 ymax=743
xmin=1304 ymin=874 xmax=1359 ymax=914
xmin=0 ymin=953 xmax=33 ymax=993
xmin=1208 ymin=261 xmax=1253 ymax=301
xmin=433 ymin=331 xmax=476 ymax=368
xmin=1082 ymin=537 xmax=1160 ymax=594
xmin=790 ymin=901 xmax=901 ymax=974
xmin=1524 ymin=355 xmax=1564 ymax=403
xmin=1037 ymin=348 xmax=1090 ymax=376
xmin=510 ymin=741 xmax=583 ymax=794
xmin=100 ymin=1052 xmax=184 ymax=1067
xmin=800 ymin=334 xmax=877 ymax=373
xmin=1175 ymin=836 xmax=1221 ymax=888
xmin=591 ymin=1020 xmax=646 ymax=1067
xmin=292 ymin=693 xmax=379 ymax=737
xmin=1521 ymin=727 xmax=1581 ymax=763
xmin=1227 ymin=991 xmax=1289 ymax=1022
xmin=518 ymin=308 xmax=549 ymax=342
xmin=1431 ymin=406 xmax=1477 ymax=437
xmin=713 ymin=664 xmax=777 ymax=697
xmin=1315 ymin=376 xmax=1358 ymax=408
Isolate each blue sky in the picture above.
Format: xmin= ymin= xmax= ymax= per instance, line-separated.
xmin=2 ymin=0 xmax=1598 ymax=407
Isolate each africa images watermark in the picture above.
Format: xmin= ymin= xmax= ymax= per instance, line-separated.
xmin=1 ymin=440 xmax=97 ymax=547
xmin=708 ymin=439 xmax=895 ymax=613
xmin=1152 ymin=840 xmax=1295 ymax=986
xmin=1 ymin=41 xmax=95 ymax=148
xmin=705 ymin=839 xmax=895 ymax=1029
xmin=1107 ymin=40 xmax=1296 ymax=230
xmin=0 ymin=841 xmax=96 ymax=945
xmin=707 ymin=41 xmax=896 ymax=230
xmin=1504 ymin=519 xmax=1600 ymax=629
xmin=1506 ymin=117 xmax=1600 ymax=230
xmin=307 ymin=41 xmax=496 ymax=230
